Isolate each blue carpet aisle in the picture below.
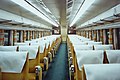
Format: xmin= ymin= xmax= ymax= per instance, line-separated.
xmin=44 ymin=43 xmax=69 ymax=80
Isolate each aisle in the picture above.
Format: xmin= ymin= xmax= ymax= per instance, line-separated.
xmin=44 ymin=43 xmax=69 ymax=80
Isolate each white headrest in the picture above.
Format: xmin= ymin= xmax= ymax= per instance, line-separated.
xmin=79 ymin=38 xmax=91 ymax=41
xmin=19 ymin=46 xmax=39 ymax=59
xmin=0 ymin=51 xmax=28 ymax=73
xmin=83 ymin=41 xmax=95 ymax=44
xmin=14 ymin=42 xmax=29 ymax=46
xmin=74 ymin=45 xmax=93 ymax=51
xmin=0 ymin=46 xmax=17 ymax=51
xmin=30 ymin=43 xmax=45 ymax=53
xmin=84 ymin=64 xmax=120 ymax=80
xmin=94 ymin=45 xmax=113 ymax=50
xmin=25 ymin=41 xmax=32 ymax=44
xmin=72 ymin=42 xmax=86 ymax=45
xmin=87 ymin=42 xmax=102 ymax=45
xmin=106 ymin=50 xmax=120 ymax=63
xmin=76 ymin=50 xmax=104 ymax=70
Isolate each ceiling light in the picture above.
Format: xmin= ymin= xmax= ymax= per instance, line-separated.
xmin=70 ymin=0 xmax=96 ymax=27
xmin=10 ymin=0 xmax=58 ymax=27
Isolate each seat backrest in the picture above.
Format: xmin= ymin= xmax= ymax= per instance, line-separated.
xmin=88 ymin=42 xmax=102 ymax=45
xmin=105 ymin=50 xmax=120 ymax=63
xmin=72 ymin=42 xmax=86 ymax=46
xmin=0 ymin=51 xmax=28 ymax=73
xmin=75 ymin=50 xmax=104 ymax=70
xmin=94 ymin=45 xmax=113 ymax=50
xmin=14 ymin=42 xmax=29 ymax=46
xmin=83 ymin=64 xmax=120 ymax=80
xmin=30 ymin=43 xmax=45 ymax=53
xmin=74 ymin=45 xmax=93 ymax=51
xmin=0 ymin=46 xmax=17 ymax=51
xmin=19 ymin=46 xmax=39 ymax=59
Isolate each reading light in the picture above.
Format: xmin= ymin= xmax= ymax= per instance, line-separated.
xmin=70 ymin=0 xmax=96 ymax=27
xmin=10 ymin=0 xmax=58 ymax=27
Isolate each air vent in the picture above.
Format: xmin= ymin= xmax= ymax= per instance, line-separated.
xmin=66 ymin=0 xmax=74 ymax=22
xmin=39 ymin=2 xmax=46 ymax=8
xmin=67 ymin=1 xmax=73 ymax=8
xmin=36 ymin=0 xmax=42 ymax=2
xmin=67 ymin=12 xmax=71 ymax=16
xmin=68 ymin=0 xmax=73 ymax=3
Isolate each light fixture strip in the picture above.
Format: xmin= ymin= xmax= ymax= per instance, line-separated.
xmin=70 ymin=0 xmax=96 ymax=27
xmin=25 ymin=0 xmax=58 ymax=26
xmin=11 ymin=0 xmax=58 ymax=27
xmin=69 ymin=0 xmax=85 ymax=24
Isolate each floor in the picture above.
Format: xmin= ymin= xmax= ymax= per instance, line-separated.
xmin=43 ymin=43 xmax=69 ymax=80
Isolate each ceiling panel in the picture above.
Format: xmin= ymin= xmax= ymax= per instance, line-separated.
xmin=43 ymin=0 xmax=66 ymax=26
xmin=0 ymin=0 xmax=52 ymax=27
xmin=43 ymin=0 xmax=60 ymax=20
xmin=76 ymin=0 xmax=120 ymax=26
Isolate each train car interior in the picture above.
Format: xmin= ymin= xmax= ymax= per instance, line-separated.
xmin=0 ymin=0 xmax=120 ymax=80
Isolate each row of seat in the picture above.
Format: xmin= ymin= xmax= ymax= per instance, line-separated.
xmin=73 ymin=45 xmax=113 ymax=51
xmin=0 ymin=35 xmax=62 ymax=80
xmin=67 ymin=35 xmax=120 ymax=80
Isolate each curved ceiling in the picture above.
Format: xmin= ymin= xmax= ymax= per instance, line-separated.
xmin=0 ymin=0 xmax=119 ymax=30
